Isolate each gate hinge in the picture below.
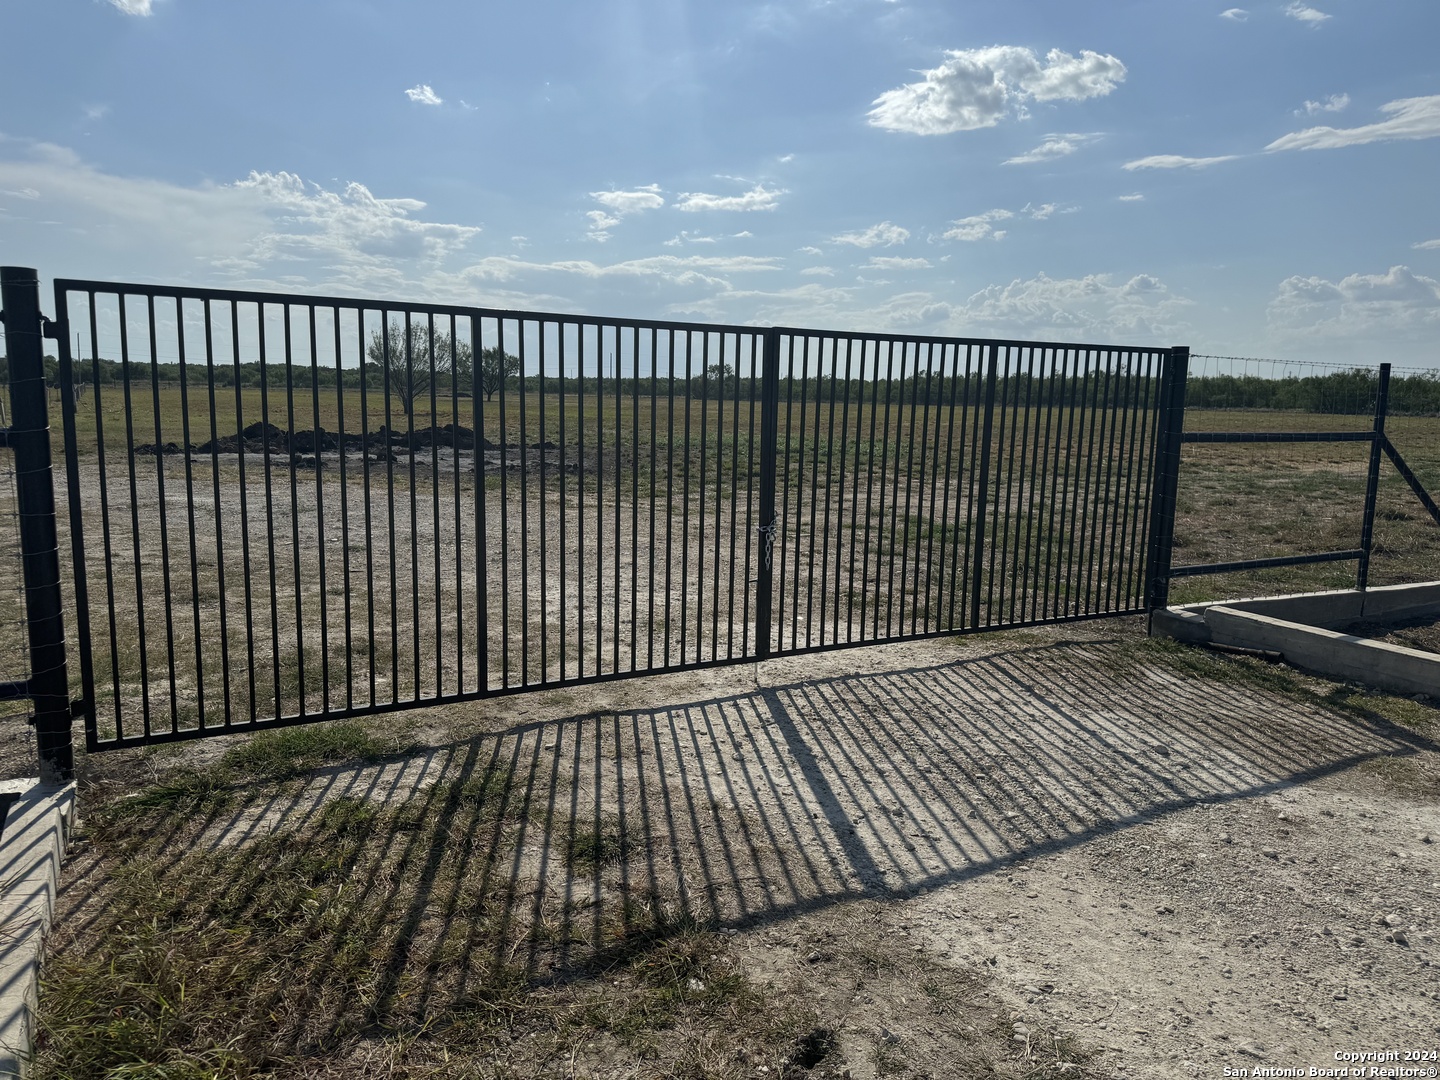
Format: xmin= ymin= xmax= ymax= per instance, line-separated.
xmin=41 ymin=316 xmax=60 ymax=340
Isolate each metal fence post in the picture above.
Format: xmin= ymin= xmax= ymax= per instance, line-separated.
xmin=1 ymin=266 xmax=73 ymax=784
xmin=1144 ymin=345 xmax=1189 ymax=618
xmin=1356 ymin=362 xmax=1391 ymax=592
xmin=753 ymin=327 xmax=781 ymax=659
xmin=969 ymin=344 xmax=998 ymax=629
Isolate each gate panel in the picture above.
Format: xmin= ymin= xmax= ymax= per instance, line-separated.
xmin=54 ymin=276 xmax=1172 ymax=751
xmin=55 ymin=281 xmax=766 ymax=749
xmin=766 ymin=334 xmax=1167 ymax=656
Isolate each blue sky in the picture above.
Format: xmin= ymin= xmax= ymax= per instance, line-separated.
xmin=2 ymin=0 xmax=1438 ymax=365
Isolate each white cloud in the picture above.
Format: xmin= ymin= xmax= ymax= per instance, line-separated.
xmin=798 ymin=245 xmax=824 ymax=256
xmin=405 ymin=85 xmax=443 ymax=106
xmin=868 ymin=46 xmax=1126 ymax=135
xmin=1413 ymin=239 xmax=1440 ymax=250
xmin=108 ymin=0 xmax=153 ymax=14
xmin=800 ymin=266 xmax=836 ymax=276
xmin=585 ymin=210 xmax=620 ymax=241
xmin=832 ymin=221 xmax=910 ymax=247
xmin=1285 ymin=2 xmax=1330 ymax=24
xmin=674 ymin=184 xmax=785 ymax=212
xmin=1219 ymin=8 xmax=1248 ymax=20
xmin=2 ymin=186 xmax=40 ymax=200
xmin=1267 ymin=95 xmax=1440 ymax=151
xmin=1027 ymin=203 xmax=1058 ymax=221
xmin=1118 ymin=193 xmax=1145 ymax=202
xmin=83 ymin=104 xmax=111 ymax=122
xmin=1297 ymin=93 xmax=1349 ymax=116
xmin=590 ymin=185 xmax=664 ymax=214
xmin=943 ymin=209 xmax=1013 ymax=242
xmin=1268 ymin=265 xmax=1440 ymax=339
xmin=1004 ymin=132 xmax=1101 ymax=165
xmin=779 ymin=153 xmax=795 ymax=163
xmin=866 ymin=256 xmax=932 ymax=270
xmin=459 ymin=253 xmax=784 ymax=286
xmin=959 ymin=271 xmax=1191 ymax=341
xmin=1122 ymin=154 xmax=1239 ymax=170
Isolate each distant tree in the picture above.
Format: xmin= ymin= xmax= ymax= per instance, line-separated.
xmin=367 ymin=320 xmax=450 ymax=417
xmin=477 ymin=346 xmax=521 ymax=401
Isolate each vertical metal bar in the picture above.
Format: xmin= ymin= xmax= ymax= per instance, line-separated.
xmin=614 ymin=328 xmax=623 ymax=672
xmin=696 ymin=332 xmax=709 ymax=662
xmin=898 ymin=341 xmax=924 ymax=636
xmin=881 ymin=340 xmax=903 ymax=638
xmin=358 ymin=311 xmax=377 ymax=707
xmin=1118 ymin=352 xmax=1159 ymax=608
xmin=755 ymin=327 xmax=780 ymax=659
xmin=473 ymin=316 xmax=487 ymax=692
xmin=777 ymin=333 xmax=795 ymax=649
xmin=201 ymin=301 xmax=232 ymax=727
xmin=571 ymin=323 xmax=583 ymax=680
xmin=282 ymin=307 xmax=305 ymax=716
xmin=1048 ymin=350 xmax=1081 ymax=621
xmin=833 ymin=336 xmax=855 ymax=645
xmin=308 ymin=306 xmax=329 ymax=713
xmin=993 ymin=346 xmax=1023 ymax=626
xmin=727 ymin=333 xmax=742 ymax=659
xmin=518 ymin=319 xmax=530 ymax=684
xmin=116 ymin=296 xmax=153 ymax=736
xmin=664 ymin=330 xmax=676 ymax=667
xmin=333 ymin=308 xmax=351 ymax=712
xmin=711 ymin=334 xmax=725 ymax=661
xmin=257 ymin=303 xmax=283 ymax=716
xmin=1 ymin=267 xmax=73 ymax=781
xmin=648 ymin=327 xmax=658 ymax=669
xmin=1144 ymin=347 xmax=1189 ymax=614
xmin=1011 ymin=348 xmax=1041 ymax=624
xmin=557 ymin=321 xmax=568 ymax=682
xmin=819 ymin=337 xmax=841 ymax=646
xmin=805 ymin=336 xmax=825 ymax=648
xmin=1024 ymin=348 xmax=1058 ymax=623
xmin=231 ymin=303 xmax=257 ymax=723
xmin=429 ymin=313 xmax=442 ymax=695
xmin=1062 ymin=355 xmax=1097 ymax=618
xmin=740 ymin=333 xmax=757 ymax=658
xmin=680 ymin=331 xmax=694 ymax=663
xmin=1357 ymin=362 xmax=1391 ymax=592
xmin=934 ymin=343 xmax=962 ymax=631
xmin=144 ymin=295 xmax=180 ymax=732
xmin=955 ymin=348 xmax=983 ymax=625
xmin=916 ymin=342 xmax=940 ymax=635
xmin=175 ymin=299 xmax=205 ymax=728
xmin=1078 ymin=354 xmax=1115 ymax=616
xmin=969 ymin=344 xmax=998 ymax=630
xmin=406 ymin=312 xmax=421 ymax=699
xmin=53 ymin=290 xmax=96 ymax=744
xmin=595 ymin=325 xmax=604 ymax=675
xmin=859 ymin=339 xmax=881 ymax=640
xmin=633 ymin=328 xmax=642 ymax=669
xmin=874 ymin=340 xmax=897 ymax=638
xmin=382 ymin=311 xmax=399 ymax=699
xmin=451 ymin=316 xmax=462 ymax=695
xmin=846 ymin=337 xmax=865 ymax=642
xmin=497 ymin=317 xmax=511 ymax=687
xmin=86 ymin=293 xmax=122 ymax=739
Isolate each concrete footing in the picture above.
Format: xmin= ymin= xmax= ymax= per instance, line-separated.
xmin=0 ymin=780 xmax=76 ymax=1079
xmin=1150 ymin=581 xmax=1440 ymax=698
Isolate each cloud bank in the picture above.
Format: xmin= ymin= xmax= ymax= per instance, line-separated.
xmin=868 ymin=46 xmax=1126 ymax=135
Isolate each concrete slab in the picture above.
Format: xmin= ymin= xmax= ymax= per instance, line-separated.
xmin=1150 ymin=582 xmax=1440 ymax=698
xmin=0 ymin=780 xmax=76 ymax=1080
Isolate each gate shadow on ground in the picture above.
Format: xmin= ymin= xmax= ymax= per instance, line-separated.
xmin=58 ymin=637 xmax=1435 ymax=1049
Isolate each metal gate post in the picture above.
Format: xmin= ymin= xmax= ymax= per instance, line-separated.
xmin=1143 ymin=345 xmax=1189 ymax=619
xmin=1356 ymin=362 xmax=1391 ymax=592
xmin=1 ymin=266 xmax=73 ymax=784
xmin=753 ymin=327 xmax=781 ymax=659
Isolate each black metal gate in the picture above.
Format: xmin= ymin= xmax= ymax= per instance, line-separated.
xmin=8 ymin=274 xmax=1179 ymax=756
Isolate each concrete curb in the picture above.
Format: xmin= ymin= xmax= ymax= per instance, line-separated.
xmin=0 ymin=780 xmax=76 ymax=1080
xmin=1150 ymin=582 xmax=1440 ymax=698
